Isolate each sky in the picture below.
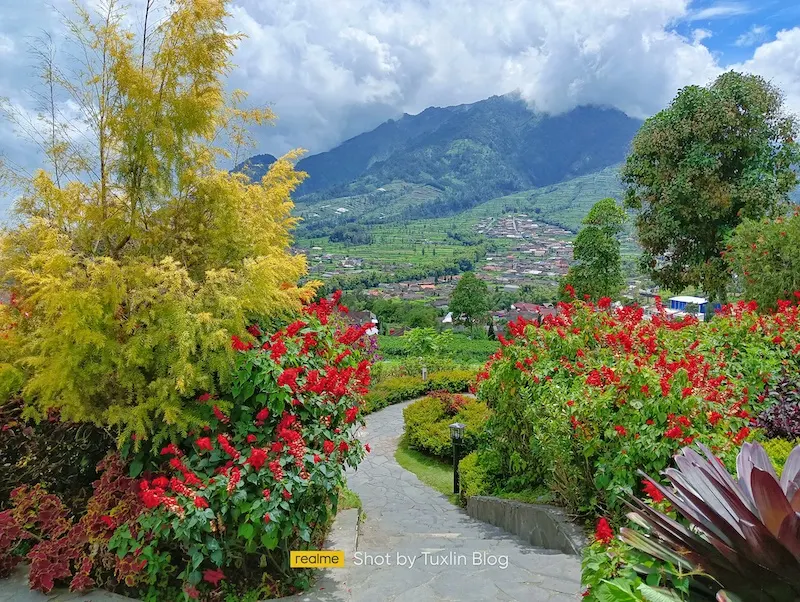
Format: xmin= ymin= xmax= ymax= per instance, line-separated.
xmin=0 ymin=0 xmax=799 ymax=204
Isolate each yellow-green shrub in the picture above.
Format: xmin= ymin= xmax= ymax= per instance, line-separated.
xmin=363 ymin=369 xmax=477 ymax=413
xmin=458 ymin=451 xmax=491 ymax=505
xmin=403 ymin=393 xmax=490 ymax=458
xmin=763 ymin=438 xmax=799 ymax=476
xmin=0 ymin=0 xmax=317 ymax=446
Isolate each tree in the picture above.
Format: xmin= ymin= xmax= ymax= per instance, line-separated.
xmin=622 ymin=71 xmax=800 ymax=302
xmin=449 ymin=272 xmax=489 ymax=324
xmin=726 ymin=208 xmax=800 ymax=310
xmin=0 ymin=0 xmax=317 ymax=444
xmin=559 ymin=198 xmax=626 ymax=301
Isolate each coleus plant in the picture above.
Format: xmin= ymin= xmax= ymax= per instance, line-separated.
xmin=757 ymin=372 xmax=800 ymax=439
xmin=621 ymin=442 xmax=800 ymax=602
xmin=108 ymin=292 xmax=373 ymax=600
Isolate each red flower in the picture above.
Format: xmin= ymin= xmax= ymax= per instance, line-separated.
xmin=646 ymin=419 xmax=654 ymax=425
xmin=640 ymin=384 xmax=649 ymax=395
xmin=286 ymin=320 xmax=307 ymax=337
xmin=642 ymin=480 xmax=665 ymax=503
xmin=313 ymin=454 xmax=321 ymax=463
xmin=264 ymin=513 xmax=271 ymax=523
xmin=247 ymin=448 xmax=268 ymax=471
xmin=283 ymin=489 xmax=292 ymax=501
xmin=323 ymin=440 xmax=335 ymax=454
xmin=344 ymin=406 xmax=359 ymax=424
xmin=195 ymin=437 xmax=213 ymax=452
xmin=247 ymin=434 xmax=257 ymax=444
xmin=213 ymin=405 xmax=230 ymax=424
xmin=614 ymin=425 xmax=627 ymax=436
xmin=277 ymin=367 xmax=303 ymax=392
xmin=566 ymin=400 xmax=574 ymax=407
xmin=708 ymin=411 xmax=722 ymax=426
xmin=598 ymin=297 xmax=612 ymax=310
xmin=185 ymin=585 xmax=200 ymax=599
xmin=193 ymin=496 xmax=209 ymax=509
xmin=594 ymin=518 xmax=614 ymax=545
xmin=339 ymin=440 xmax=349 ymax=452
xmin=270 ymin=339 xmax=288 ymax=362
xmin=160 ymin=444 xmax=180 ymax=456
xmin=256 ymin=407 xmax=270 ymax=422
xmin=772 ymin=335 xmax=784 ymax=345
xmin=564 ymin=284 xmax=576 ymax=299
xmin=141 ymin=489 xmax=162 ymax=509
xmin=247 ymin=324 xmax=262 ymax=337
xmin=231 ymin=335 xmax=254 ymax=352
xmin=203 ymin=568 xmax=226 ymax=587
xmin=733 ymin=426 xmax=750 ymax=445
xmin=664 ymin=426 xmax=683 ymax=439
xmin=152 ymin=476 xmax=169 ymax=489
xmin=197 ymin=392 xmax=213 ymax=403
xmin=365 ymin=443 xmax=371 ymax=453
xmin=681 ymin=387 xmax=692 ymax=399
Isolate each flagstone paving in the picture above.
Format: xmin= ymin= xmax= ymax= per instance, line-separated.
xmin=293 ymin=399 xmax=582 ymax=602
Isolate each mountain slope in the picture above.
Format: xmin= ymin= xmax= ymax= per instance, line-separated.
xmin=240 ymin=95 xmax=642 ymax=218
xmin=233 ymin=153 xmax=277 ymax=179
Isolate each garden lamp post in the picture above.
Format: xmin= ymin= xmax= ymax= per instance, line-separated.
xmin=449 ymin=422 xmax=466 ymax=494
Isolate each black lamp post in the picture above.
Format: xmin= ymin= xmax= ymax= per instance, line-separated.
xmin=449 ymin=422 xmax=466 ymax=494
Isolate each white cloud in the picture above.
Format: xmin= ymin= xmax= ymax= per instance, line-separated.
xmin=730 ymin=27 xmax=800 ymax=116
xmin=692 ymin=28 xmax=713 ymax=43
xmin=735 ymin=24 xmax=769 ymax=47
xmin=687 ymin=2 xmax=753 ymax=21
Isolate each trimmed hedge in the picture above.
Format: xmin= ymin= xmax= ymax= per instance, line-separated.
xmin=364 ymin=369 xmax=476 ymax=413
xmin=402 ymin=393 xmax=490 ymax=458
xmin=458 ymin=451 xmax=491 ymax=505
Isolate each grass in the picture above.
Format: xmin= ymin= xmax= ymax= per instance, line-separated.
xmin=394 ymin=437 xmax=459 ymax=504
xmin=337 ymin=486 xmax=362 ymax=512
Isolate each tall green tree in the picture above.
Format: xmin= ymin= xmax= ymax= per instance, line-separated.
xmin=560 ymin=198 xmax=626 ymax=301
xmin=622 ymin=71 xmax=800 ymax=302
xmin=449 ymin=271 xmax=489 ymax=325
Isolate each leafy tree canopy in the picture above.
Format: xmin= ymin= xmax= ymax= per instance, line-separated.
xmin=560 ymin=198 xmax=626 ymax=301
xmin=622 ymin=70 xmax=800 ymax=301
xmin=0 ymin=0 xmax=316 ymax=445
xmin=449 ymin=271 xmax=489 ymax=324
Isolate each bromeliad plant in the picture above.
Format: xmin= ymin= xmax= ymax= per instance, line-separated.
xmin=621 ymin=442 xmax=800 ymax=602
xmin=107 ymin=293 xmax=373 ymax=600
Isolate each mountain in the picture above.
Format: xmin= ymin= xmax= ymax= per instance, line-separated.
xmin=233 ymin=153 xmax=277 ymax=179
xmin=240 ymin=95 xmax=643 ymax=218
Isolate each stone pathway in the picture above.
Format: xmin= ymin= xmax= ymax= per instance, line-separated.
xmin=342 ymin=400 xmax=582 ymax=601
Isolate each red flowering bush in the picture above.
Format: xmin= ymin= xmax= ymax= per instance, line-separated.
xmin=475 ymin=297 xmax=800 ymax=518
xmin=106 ymin=293 xmax=373 ymax=600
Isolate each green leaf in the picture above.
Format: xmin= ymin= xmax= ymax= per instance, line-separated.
xmin=261 ymin=528 xmax=279 ymax=550
xmin=129 ymin=458 xmax=144 ymax=478
xmin=238 ymin=522 xmax=254 ymax=540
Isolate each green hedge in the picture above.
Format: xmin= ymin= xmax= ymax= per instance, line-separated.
xmin=364 ymin=369 xmax=477 ymax=413
xmin=458 ymin=451 xmax=491 ymax=505
xmin=402 ymin=393 xmax=490 ymax=458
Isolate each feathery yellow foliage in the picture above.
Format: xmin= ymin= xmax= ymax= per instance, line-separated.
xmin=0 ymin=0 xmax=317 ymax=445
